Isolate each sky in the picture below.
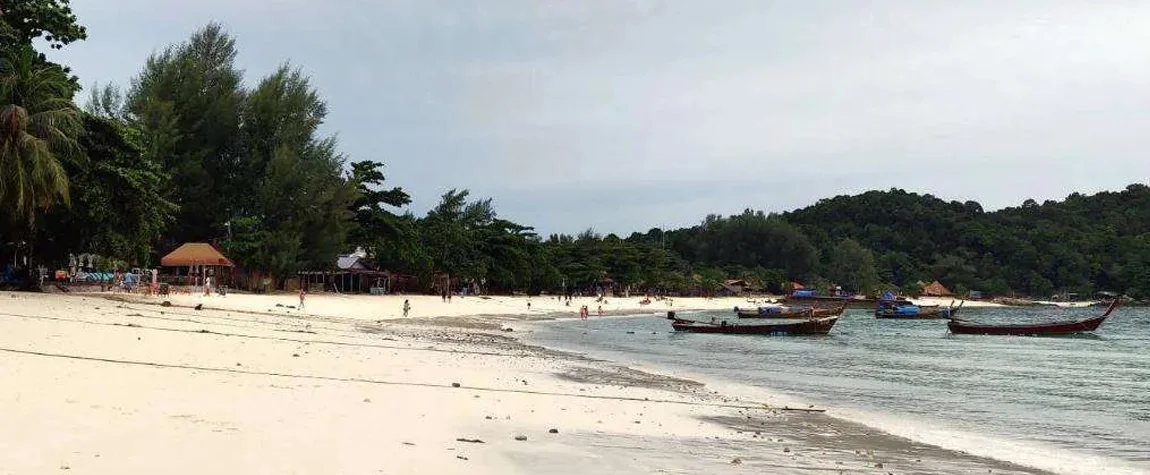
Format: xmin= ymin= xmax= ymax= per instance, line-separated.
xmin=49 ymin=0 xmax=1150 ymax=235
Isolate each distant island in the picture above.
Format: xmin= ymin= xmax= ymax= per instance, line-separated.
xmin=2 ymin=13 xmax=1147 ymax=301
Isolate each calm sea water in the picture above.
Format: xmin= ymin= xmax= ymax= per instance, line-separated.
xmin=527 ymin=305 xmax=1150 ymax=474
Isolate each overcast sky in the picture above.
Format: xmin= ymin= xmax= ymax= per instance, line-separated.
xmin=49 ymin=1 xmax=1150 ymax=235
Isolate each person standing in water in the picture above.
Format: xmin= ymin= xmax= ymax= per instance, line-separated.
xmin=403 ymin=299 xmax=411 ymax=317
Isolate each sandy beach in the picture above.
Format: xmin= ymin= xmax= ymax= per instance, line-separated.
xmin=0 ymin=291 xmax=1049 ymax=475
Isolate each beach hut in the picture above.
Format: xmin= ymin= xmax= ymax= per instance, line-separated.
xmin=160 ymin=243 xmax=235 ymax=288
xmin=922 ymin=280 xmax=953 ymax=297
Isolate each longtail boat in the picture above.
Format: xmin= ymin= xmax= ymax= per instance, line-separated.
xmin=737 ymin=303 xmax=847 ymax=319
xmin=668 ymin=312 xmax=839 ymax=335
xmin=947 ymin=300 xmax=1118 ymax=336
xmin=875 ymin=300 xmax=962 ymax=319
xmin=781 ymin=294 xmax=879 ymax=309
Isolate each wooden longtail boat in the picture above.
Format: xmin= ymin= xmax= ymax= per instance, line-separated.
xmin=668 ymin=313 xmax=839 ymax=335
xmin=875 ymin=300 xmax=962 ymax=319
xmin=737 ymin=304 xmax=847 ymax=319
xmin=947 ymin=300 xmax=1118 ymax=336
xmin=781 ymin=295 xmax=878 ymax=309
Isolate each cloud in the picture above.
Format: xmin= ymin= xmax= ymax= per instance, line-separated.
xmin=51 ymin=0 xmax=1150 ymax=234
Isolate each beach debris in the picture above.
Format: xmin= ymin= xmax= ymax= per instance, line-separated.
xmin=783 ymin=447 xmax=791 ymax=453
xmin=874 ymin=462 xmax=883 ymax=469
xmin=730 ymin=457 xmax=742 ymax=464
xmin=455 ymin=438 xmax=485 ymax=444
xmin=485 ymin=416 xmax=493 ymax=420
xmin=451 ymin=382 xmax=461 ymax=388
xmin=363 ymin=398 xmax=371 ymax=403
xmin=456 ymin=455 xmax=469 ymax=461
xmin=292 ymin=353 xmax=300 ymax=357
xmin=514 ymin=435 xmax=528 ymax=441
xmin=548 ymin=428 xmax=558 ymax=434
xmin=402 ymin=442 xmax=415 ymax=446
xmin=502 ymin=327 xmax=514 ymax=332
xmin=60 ymin=465 xmax=70 ymax=470
xmin=236 ymin=363 xmax=242 ymax=366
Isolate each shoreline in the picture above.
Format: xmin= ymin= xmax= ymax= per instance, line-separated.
xmin=0 ymin=291 xmax=1091 ymax=474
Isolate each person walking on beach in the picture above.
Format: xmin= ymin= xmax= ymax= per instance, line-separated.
xmin=299 ymin=286 xmax=307 ymax=311
xmin=403 ymin=299 xmax=411 ymax=318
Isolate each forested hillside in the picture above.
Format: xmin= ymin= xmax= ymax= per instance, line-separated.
xmin=3 ymin=8 xmax=1146 ymax=299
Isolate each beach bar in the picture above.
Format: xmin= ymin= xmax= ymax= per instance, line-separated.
xmin=160 ymin=242 xmax=235 ymax=288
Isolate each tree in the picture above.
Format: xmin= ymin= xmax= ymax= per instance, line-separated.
xmin=826 ymin=238 xmax=879 ymax=293
xmin=0 ymin=0 xmax=87 ymax=50
xmin=35 ymin=113 xmax=176 ymax=265
xmin=127 ymin=23 xmax=244 ymax=246
xmin=0 ymin=45 xmax=81 ymax=226
xmin=223 ymin=65 xmax=356 ymax=284
xmin=347 ymin=160 xmax=411 ymax=259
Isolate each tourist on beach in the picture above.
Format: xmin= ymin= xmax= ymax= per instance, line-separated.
xmin=527 ymin=300 xmax=532 ymax=311
xmin=299 ymin=286 xmax=307 ymax=310
xmin=403 ymin=299 xmax=410 ymax=317
xmin=597 ymin=305 xmax=603 ymax=316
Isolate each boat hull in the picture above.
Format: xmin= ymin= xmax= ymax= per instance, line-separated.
xmin=947 ymin=315 xmax=1106 ymax=335
xmin=947 ymin=299 xmax=1117 ymax=336
xmin=672 ymin=316 xmax=839 ymax=335
xmin=875 ymin=308 xmax=955 ymax=319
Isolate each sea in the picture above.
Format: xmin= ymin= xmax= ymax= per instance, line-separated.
xmin=526 ymin=305 xmax=1150 ymax=475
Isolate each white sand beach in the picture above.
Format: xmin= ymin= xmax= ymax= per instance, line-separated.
xmin=0 ymin=291 xmax=1046 ymax=475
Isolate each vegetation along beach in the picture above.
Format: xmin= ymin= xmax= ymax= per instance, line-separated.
xmin=2 ymin=2 xmax=1148 ymax=474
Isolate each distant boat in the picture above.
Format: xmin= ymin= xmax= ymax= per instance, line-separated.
xmin=947 ymin=300 xmax=1118 ymax=336
xmin=781 ymin=294 xmax=878 ymax=309
xmin=668 ymin=312 xmax=839 ymax=335
xmin=736 ymin=303 xmax=847 ymax=319
xmin=875 ymin=300 xmax=961 ymax=319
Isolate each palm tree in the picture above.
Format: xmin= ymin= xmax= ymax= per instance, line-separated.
xmin=0 ymin=45 xmax=82 ymax=226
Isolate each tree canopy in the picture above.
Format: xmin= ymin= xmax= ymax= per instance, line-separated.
xmin=2 ymin=8 xmax=1148 ymax=300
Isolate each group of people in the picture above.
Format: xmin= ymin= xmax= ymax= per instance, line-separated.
xmin=578 ymin=304 xmax=604 ymax=319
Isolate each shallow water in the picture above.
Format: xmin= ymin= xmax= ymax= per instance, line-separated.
xmin=527 ymin=305 xmax=1150 ymax=474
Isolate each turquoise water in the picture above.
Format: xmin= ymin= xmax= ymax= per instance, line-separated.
xmin=528 ymin=306 xmax=1150 ymax=474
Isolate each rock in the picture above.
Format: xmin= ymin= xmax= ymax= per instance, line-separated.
xmin=874 ymin=462 xmax=883 ymax=469
xmin=451 ymin=382 xmax=461 ymax=388
xmin=236 ymin=363 xmax=242 ymax=366
xmin=730 ymin=457 xmax=742 ymax=464
xmin=292 ymin=353 xmax=300 ymax=357
xmin=783 ymin=447 xmax=791 ymax=453
xmin=194 ymin=304 xmax=203 ymax=310
xmin=455 ymin=438 xmax=485 ymax=444
xmin=548 ymin=428 xmax=558 ymax=434
xmin=485 ymin=416 xmax=493 ymax=420
xmin=161 ymin=301 xmax=172 ymax=307
xmin=502 ymin=327 xmax=514 ymax=332
xmin=514 ymin=435 xmax=527 ymax=441
xmin=363 ymin=398 xmax=371 ymax=403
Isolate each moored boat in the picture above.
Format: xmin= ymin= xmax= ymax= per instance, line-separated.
xmin=737 ymin=303 xmax=847 ymax=319
xmin=668 ymin=312 xmax=839 ymax=335
xmin=875 ymin=300 xmax=961 ymax=319
xmin=947 ymin=300 xmax=1118 ymax=336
